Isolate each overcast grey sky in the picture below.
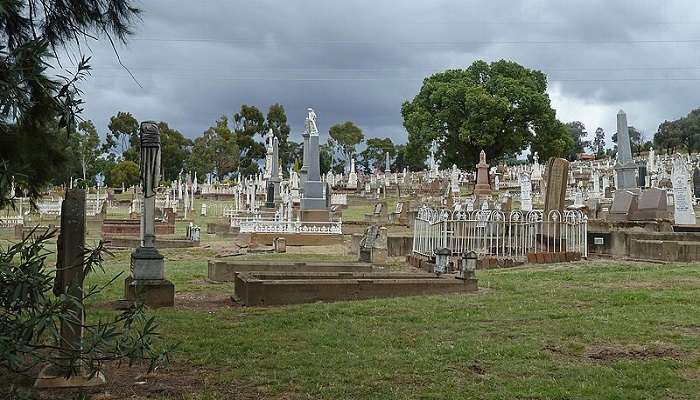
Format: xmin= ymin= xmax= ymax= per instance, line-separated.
xmin=73 ymin=0 xmax=700 ymax=148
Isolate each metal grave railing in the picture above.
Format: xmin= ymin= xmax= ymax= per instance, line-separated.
xmin=412 ymin=207 xmax=587 ymax=260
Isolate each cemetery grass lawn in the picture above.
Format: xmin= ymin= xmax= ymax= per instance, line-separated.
xmin=83 ymin=259 xmax=700 ymax=399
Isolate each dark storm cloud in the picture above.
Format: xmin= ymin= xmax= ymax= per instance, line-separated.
xmin=73 ymin=0 xmax=700 ymax=147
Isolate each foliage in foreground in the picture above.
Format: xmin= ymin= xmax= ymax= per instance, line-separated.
xmin=0 ymin=229 xmax=167 ymax=398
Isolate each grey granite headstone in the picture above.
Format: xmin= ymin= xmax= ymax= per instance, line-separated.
xmin=608 ymin=190 xmax=639 ymax=222
xmin=634 ymin=188 xmax=668 ymax=220
xmin=638 ymin=165 xmax=647 ymax=188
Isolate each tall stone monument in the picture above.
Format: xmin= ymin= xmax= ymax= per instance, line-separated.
xmin=473 ymin=150 xmax=491 ymax=197
xmin=614 ymin=110 xmax=638 ymax=190
xmin=126 ymin=122 xmax=174 ymax=307
xmin=35 ymin=189 xmax=107 ymax=388
xmin=347 ymin=158 xmax=358 ymax=189
xmin=672 ymin=156 xmax=696 ymax=225
xmin=301 ymin=108 xmax=327 ymax=214
xmin=265 ymin=137 xmax=281 ymax=208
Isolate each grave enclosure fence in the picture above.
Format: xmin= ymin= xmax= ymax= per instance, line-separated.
xmin=412 ymin=207 xmax=588 ymax=260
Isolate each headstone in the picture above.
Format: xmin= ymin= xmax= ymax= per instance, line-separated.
xmin=614 ymin=110 xmax=638 ymax=189
xmin=543 ymin=157 xmax=570 ymax=217
xmin=672 ymin=156 xmax=696 ymax=224
xmin=35 ymin=189 xmax=107 ymax=388
xmin=126 ymin=122 xmax=174 ymax=307
xmin=634 ymin=188 xmax=669 ymax=220
xmin=473 ymin=150 xmax=491 ymax=197
xmin=638 ymin=165 xmax=647 ymax=188
xmin=608 ymin=190 xmax=639 ymax=222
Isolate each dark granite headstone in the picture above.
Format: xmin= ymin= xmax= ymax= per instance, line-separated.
xmin=604 ymin=186 xmax=613 ymax=198
xmin=638 ymin=165 xmax=647 ymax=188
xmin=693 ymin=167 xmax=700 ymax=198
xmin=265 ymin=183 xmax=274 ymax=208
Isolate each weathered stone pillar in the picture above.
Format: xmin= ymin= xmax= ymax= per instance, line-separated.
xmin=125 ymin=121 xmax=174 ymax=307
xmin=35 ymin=189 xmax=106 ymax=388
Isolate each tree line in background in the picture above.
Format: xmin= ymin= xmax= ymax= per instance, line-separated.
xmin=25 ymin=58 xmax=700 ymax=191
xmin=65 ymin=106 xmax=423 ymax=188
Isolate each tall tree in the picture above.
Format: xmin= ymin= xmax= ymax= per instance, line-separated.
xmin=266 ymin=104 xmax=292 ymax=173
xmin=402 ymin=60 xmax=571 ymax=170
xmin=158 ymin=122 xmax=192 ymax=182
xmin=110 ymin=160 xmax=140 ymax=187
xmin=233 ymin=105 xmax=266 ymax=177
xmin=592 ymin=127 xmax=606 ymax=158
xmin=565 ymin=121 xmax=591 ymax=161
xmin=654 ymin=107 xmax=700 ymax=154
xmin=320 ymin=143 xmax=333 ymax=175
xmin=74 ymin=120 xmax=102 ymax=182
xmin=360 ymin=138 xmax=396 ymax=172
xmin=189 ymin=116 xmax=240 ymax=181
xmin=0 ymin=0 xmax=141 ymax=205
xmin=106 ymin=111 xmax=139 ymax=161
xmin=328 ymin=121 xmax=365 ymax=170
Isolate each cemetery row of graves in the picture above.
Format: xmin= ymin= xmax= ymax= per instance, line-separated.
xmin=2 ymin=108 xmax=700 ymax=398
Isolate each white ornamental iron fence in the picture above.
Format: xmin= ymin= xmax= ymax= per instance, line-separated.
xmin=412 ymin=207 xmax=587 ymax=260
xmin=0 ymin=215 xmax=24 ymax=228
xmin=239 ymin=219 xmax=342 ymax=235
xmin=229 ymin=210 xmax=280 ymax=228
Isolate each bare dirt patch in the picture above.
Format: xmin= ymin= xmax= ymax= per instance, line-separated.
xmin=176 ymin=291 xmax=238 ymax=312
xmin=584 ymin=342 xmax=683 ymax=362
xmin=4 ymin=363 xmax=272 ymax=400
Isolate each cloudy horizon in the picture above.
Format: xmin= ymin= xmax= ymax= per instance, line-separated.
xmin=68 ymin=0 xmax=700 ymax=150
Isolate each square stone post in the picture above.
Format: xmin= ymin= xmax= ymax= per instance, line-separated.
xmin=125 ymin=121 xmax=174 ymax=307
xmin=35 ymin=189 xmax=107 ymax=388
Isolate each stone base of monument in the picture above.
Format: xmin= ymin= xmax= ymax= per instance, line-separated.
xmin=34 ymin=364 xmax=106 ymax=389
xmin=124 ymin=276 xmax=175 ymax=307
xmin=208 ymin=259 xmax=372 ymax=281
xmin=250 ymin=232 xmax=343 ymax=246
xmin=300 ymin=209 xmax=330 ymax=222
